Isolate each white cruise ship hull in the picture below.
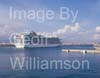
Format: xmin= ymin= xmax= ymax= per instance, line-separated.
xmin=24 ymin=44 xmax=60 ymax=48
xmin=15 ymin=44 xmax=60 ymax=48
xmin=14 ymin=43 xmax=24 ymax=48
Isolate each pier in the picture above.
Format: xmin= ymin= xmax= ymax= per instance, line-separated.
xmin=62 ymin=49 xmax=100 ymax=54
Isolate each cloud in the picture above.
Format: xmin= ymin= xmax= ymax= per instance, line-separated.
xmin=37 ymin=23 xmax=80 ymax=37
xmin=52 ymin=23 xmax=80 ymax=36
xmin=93 ymin=25 xmax=100 ymax=40
xmin=0 ymin=5 xmax=26 ymax=38
xmin=93 ymin=34 xmax=100 ymax=40
xmin=96 ymin=26 xmax=100 ymax=32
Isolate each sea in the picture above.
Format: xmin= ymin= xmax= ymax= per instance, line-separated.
xmin=0 ymin=45 xmax=100 ymax=78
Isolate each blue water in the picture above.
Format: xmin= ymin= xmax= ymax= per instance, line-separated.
xmin=0 ymin=45 xmax=100 ymax=78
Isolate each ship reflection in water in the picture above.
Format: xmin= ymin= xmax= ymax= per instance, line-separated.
xmin=0 ymin=45 xmax=100 ymax=78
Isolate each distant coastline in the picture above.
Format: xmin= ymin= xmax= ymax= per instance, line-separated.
xmin=0 ymin=42 xmax=94 ymax=47
xmin=0 ymin=42 xmax=100 ymax=51
xmin=0 ymin=43 xmax=14 ymax=47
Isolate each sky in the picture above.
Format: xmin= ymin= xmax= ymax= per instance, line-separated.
xmin=0 ymin=0 xmax=100 ymax=43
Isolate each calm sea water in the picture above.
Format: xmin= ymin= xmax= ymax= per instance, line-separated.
xmin=0 ymin=45 xmax=100 ymax=78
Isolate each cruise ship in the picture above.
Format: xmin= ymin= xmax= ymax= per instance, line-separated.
xmin=94 ymin=43 xmax=100 ymax=50
xmin=13 ymin=31 xmax=61 ymax=48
